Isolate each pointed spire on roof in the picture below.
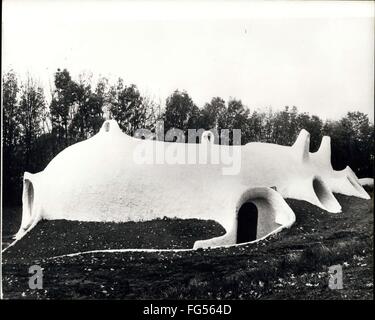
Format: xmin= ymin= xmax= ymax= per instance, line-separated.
xmin=292 ymin=129 xmax=310 ymax=162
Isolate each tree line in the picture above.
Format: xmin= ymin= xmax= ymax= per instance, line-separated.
xmin=2 ymin=69 xmax=374 ymax=205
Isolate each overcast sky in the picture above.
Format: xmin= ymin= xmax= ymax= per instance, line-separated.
xmin=2 ymin=0 xmax=374 ymax=121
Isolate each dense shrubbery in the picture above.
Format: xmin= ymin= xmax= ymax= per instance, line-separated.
xmin=2 ymin=69 xmax=374 ymax=204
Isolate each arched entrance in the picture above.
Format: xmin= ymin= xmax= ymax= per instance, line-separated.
xmin=236 ymin=202 xmax=258 ymax=243
xmin=24 ymin=179 xmax=34 ymax=218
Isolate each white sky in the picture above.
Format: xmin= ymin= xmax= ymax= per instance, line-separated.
xmin=2 ymin=0 xmax=374 ymax=120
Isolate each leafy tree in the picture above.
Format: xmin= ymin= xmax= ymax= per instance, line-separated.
xmin=141 ymin=94 xmax=163 ymax=133
xmin=109 ymin=79 xmax=151 ymax=135
xmin=216 ymin=98 xmax=251 ymax=144
xmin=69 ymin=74 xmax=105 ymax=140
xmin=49 ymin=68 xmax=78 ymax=148
xmin=272 ymin=106 xmax=292 ymax=145
xmin=3 ymin=70 xmax=20 ymax=149
xmin=163 ymin=90 xmax=199 ymax=137
xmin=247 ymin=110 xmax=264 ymax=142
xmin=17 ymin=75 xmax=46 ymax=170
xmin=200 ymin=97 xmax=226 ymax=130
xmin=260 ymin=108 xmax=275 ymax=143
xmin=324 ymin=112 xmax=374 ymax=177
xmin=2 ymin=70 xmax=21 ymax=204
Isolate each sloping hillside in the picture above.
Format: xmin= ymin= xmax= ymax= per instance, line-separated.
xmin=2 ymin=193 xmax=373 ymax=299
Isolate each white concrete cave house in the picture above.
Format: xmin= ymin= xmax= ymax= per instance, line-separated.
xmin=15 ymin=120 xmax=370 ymax=249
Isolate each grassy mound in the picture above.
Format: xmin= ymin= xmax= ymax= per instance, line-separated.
xmin=2 ymin=218 xmax=226 ymax=263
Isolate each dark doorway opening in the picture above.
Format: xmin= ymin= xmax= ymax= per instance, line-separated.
xmin=236 ymin=202 xmax=258 ymax=243
xmin=24 ymin=179 xmax=34 ymax=218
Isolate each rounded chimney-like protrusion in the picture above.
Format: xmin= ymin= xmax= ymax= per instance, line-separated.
xmin=292 ymin=129 xmax=310 ymax=162
xmin=100 ymin=120 xmax=121 ymax=134
xmin=201 ymin=130 xmax=215 ymax=143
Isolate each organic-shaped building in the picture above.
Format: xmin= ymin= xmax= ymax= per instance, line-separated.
xmin=16 ymin=120 xmax=370 ymax=249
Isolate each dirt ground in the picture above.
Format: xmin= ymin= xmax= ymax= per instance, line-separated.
xmin=1 ymin=192 xmax=373 ymax=300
